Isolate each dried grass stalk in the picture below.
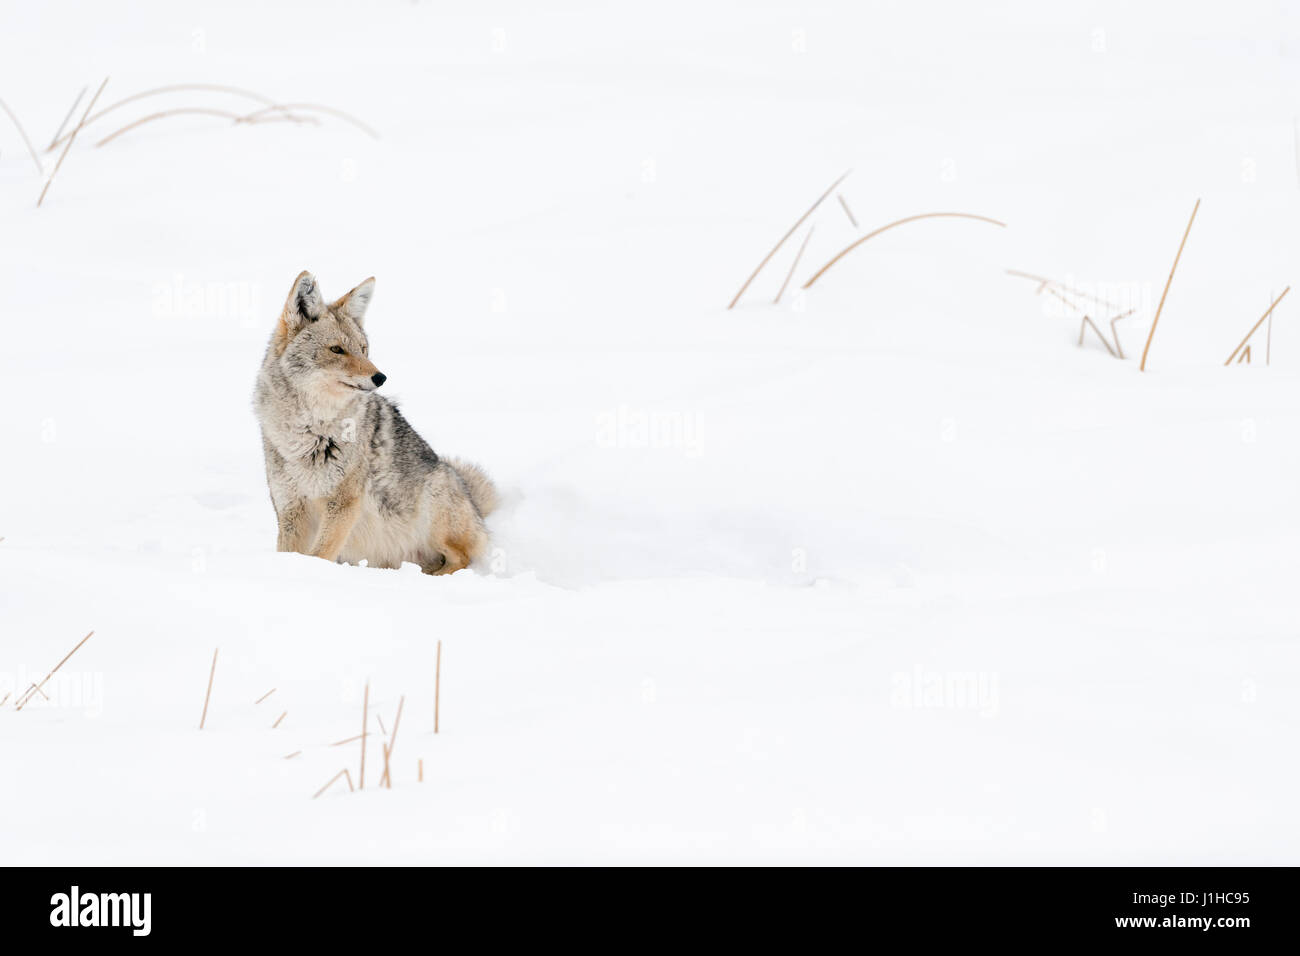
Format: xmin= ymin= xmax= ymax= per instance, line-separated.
xmin=381 ymin=696 xmax=405 ymax=789
xmin=1225 ymin=287 xmax=1290 ymax=367
xmin=96 ymin=107 xmax=242 ymax=147
xmin=1140 ymin=199 xmax=1200 ymax=371
xmin=802 ymin=212 xmax=1007 ymax=290
xmin=198 ymin=645 xmax=217 ymax=729
xmin=236 ymin=102 xmax=379 ymax=139
xmin=330 ymin=732 xmax=371 ymax=747
xmin=1043 ymin=285 xmax=1083 ymax=316
xmin=0 ymin=97 xmax=44 ymax=175
xmin=37 ymin=77 xmax=108 ymax=208
xmin=16 ymin=630 xmax=95 ymax=711
xmin=48 ymin=85 xmax=87 ymax=150
xmin=836 ymin=193 xmax=859 ymax=228
xmin=312 ymin=768 xmax=355 ymax=800
xmin=1005 ymin=269 xmax=1125 ymax=313
xmin=1109 ymin=309 xmax=1135 ymax=359
xmin=360 ymin=679 xmax=369 ymax=790
xmin=254 ymin=688 xmax=276 ymax=705
xmin=1012 ymin=272 xmax=1133 ymax=358
xmin=774 ymin=225 xmax=815 ymax=305
xmin=47 ymin=83 xmax=301 ymax=151
xmin=1267 ymin=295 xmax=1275 ymax=365
xmin=727 ymin=169 xmax=852 ymax=309
xmin=1078 ymin=316 xmax=1117 ymax=357
xmin=272 ymin=711 xmax=287 ymax=729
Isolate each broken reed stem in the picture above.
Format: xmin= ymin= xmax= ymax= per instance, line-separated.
xmin=802 ymin=212 xmax=1007 ymax=290
xmin=0 ymin=692 xmax=9 ymax=707
xmin=360 ymin=679 xmax=369 ymax=790
xmin=1225 ymin=286 xmax=1290 ymax=366
xmin=15 ymin=630 xmax=95 ymax=711
xmin=26 ymin=683 xmax=50 ymax=701
xmin=1139 ymin=198 xmax=1200 ymax=371
xmin=0 ymin=97 xmax=45 ymax=175
xmin=381 ymin=696 xmax=405 ymax=789
xmin=1005 ymin=269 xmax=1125 ymax=313
xmin=435 ymin=641 xmax=442 ymax=734
xmin=37 ymin=76 xmax=108 ymax=208
xmin=1047 ymin=286 xmax=1121 ymax=355
xmin=272 ymin=711 xmax=287 ymax=729
xmin=392 ymin=694 xmax=408 ymax=750
xmin=1078 ymin=316 xmax=1117 ymax=357
xmin=46 ymin=83 xmax=300 ymax=151
xmin=375 ymin=714 xmax=387 ymax=737
xmin=312 ymin=768 xmax=355 ymax=800
xmin=1026 ymin=279 xmax=1133 ymax=358
xmin=1267 ymin=294 xmax=1274 ymax=365
xmin=1043 ymin=284 xmax=1085 ymax=316
xmin=774 ymin=225 xmax=815 ymax=305
xmin=836 ymin=193 xmax=859 ymax=228
xmin=727 ymin=169 xmax=852 ymax=309
xmin=48 ymin=85 xmax=87 ymax=150
xmin=418 ymin=759 xmax=424 ymax=782
xmin=254 ymin=688 xmax=276 ymax=705
xmin=1109 ymin=309 xmax=1135 ymax=360
xmin=330 ymin=733 xmax=371 ymax=749
xmin=1238 ymin=346 xmax=1252 ymax=364
xmin=283 ymin=751 xmax=302 ymax=760
xmin=330 ymin=732 xmax=371 ymax=747
xmin=198 ymin=646 xmax=218 ymax=729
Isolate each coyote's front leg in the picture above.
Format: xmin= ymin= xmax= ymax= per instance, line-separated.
xmin=310 ymin=470 xmax=365 ymax=563
xmin=276 ymin=498 xmax=312 ymax=554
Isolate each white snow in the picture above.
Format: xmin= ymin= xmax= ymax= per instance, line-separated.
xmin=2 ymin=0 xmax=1299 ymax=863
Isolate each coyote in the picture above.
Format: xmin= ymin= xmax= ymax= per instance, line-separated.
xmin=254 ymin=272 xmax=496 ymax=574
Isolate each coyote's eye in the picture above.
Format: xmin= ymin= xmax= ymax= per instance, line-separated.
xmin=329 ymin=345 xmax=346 ymax=354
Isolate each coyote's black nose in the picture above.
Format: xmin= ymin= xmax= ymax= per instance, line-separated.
xmin=371 ymin=372 xmax=387 ymax=387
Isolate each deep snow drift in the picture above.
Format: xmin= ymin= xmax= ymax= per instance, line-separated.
xmin=2 ymin=0 xmax=1299 ymax=863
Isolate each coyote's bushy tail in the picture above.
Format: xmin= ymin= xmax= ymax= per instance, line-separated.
xmin=448 ymin=457 xmax=498 ymax=518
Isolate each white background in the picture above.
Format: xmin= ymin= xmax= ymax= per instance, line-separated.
xmin=1 ymin=0 xmax=1298 ymax=863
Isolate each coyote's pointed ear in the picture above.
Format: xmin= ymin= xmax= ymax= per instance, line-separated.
xmin=333 ymin=277 xmax=375 ymax=326
xmin=283 ymin=271 xmax=324 ymax=331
